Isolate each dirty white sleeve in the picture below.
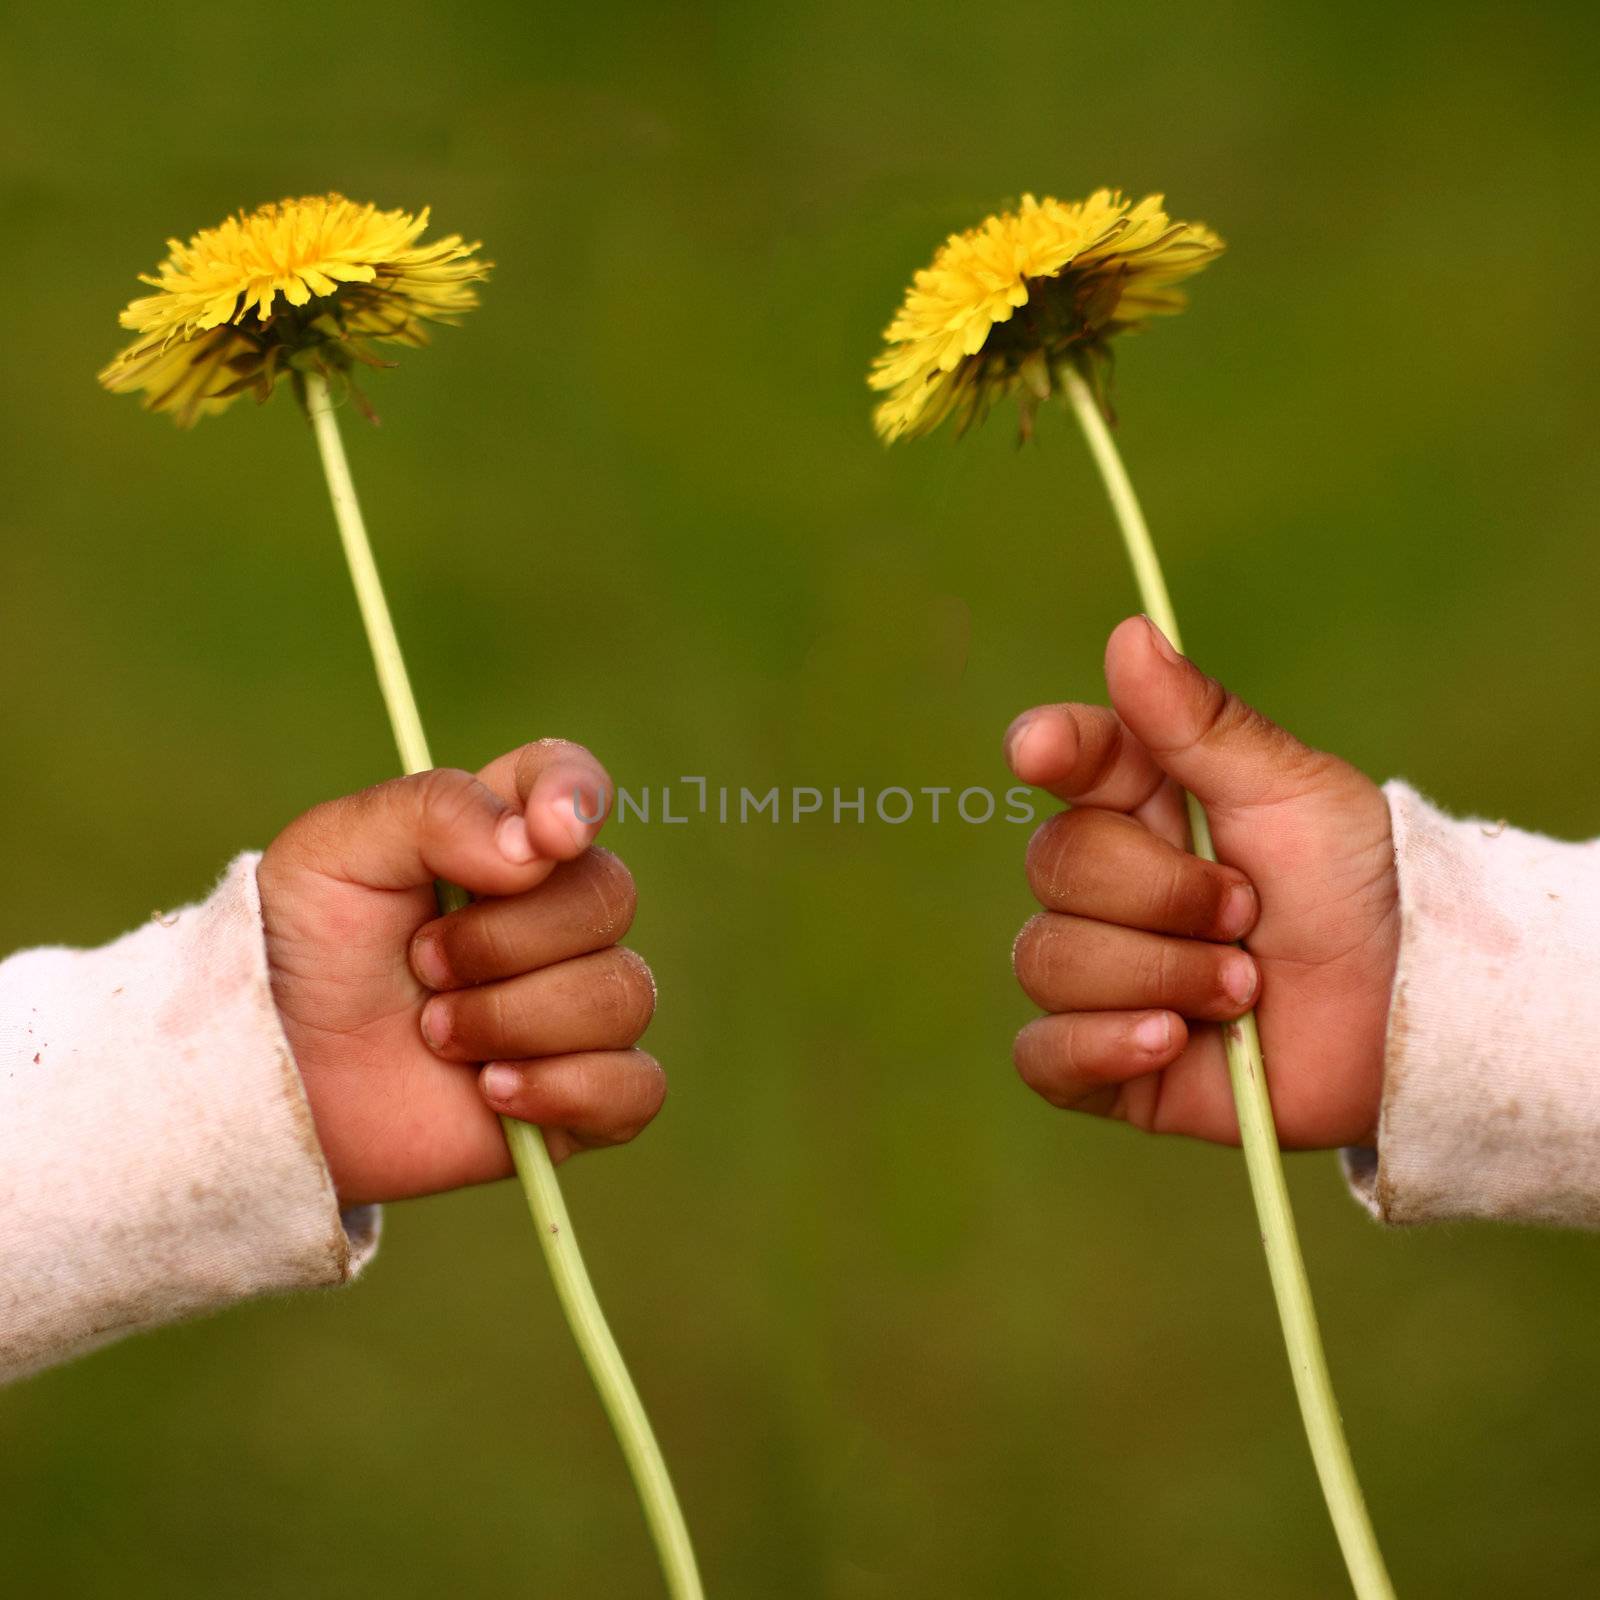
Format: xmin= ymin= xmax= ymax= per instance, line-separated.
xmin=0 ymin=854 xmax=379 ymax=1383
xmin=1342 ymin=782 xmax=1600 ymax=1227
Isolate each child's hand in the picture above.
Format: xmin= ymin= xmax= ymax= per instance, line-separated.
xmin=258 ymin=740 xmax=662 ymax=1206
xmin=1006 ymin=617 xmax=1399 ymax=1149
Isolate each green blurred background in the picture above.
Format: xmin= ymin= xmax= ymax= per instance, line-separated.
xmin=3 ymin=2 xmax=1599 ymax=1594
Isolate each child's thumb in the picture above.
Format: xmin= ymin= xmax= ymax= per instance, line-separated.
xmin=1104 ymin=616 xmax=1328 ymax=812
xmin=276 ymin=767 xmax=558 ymax=898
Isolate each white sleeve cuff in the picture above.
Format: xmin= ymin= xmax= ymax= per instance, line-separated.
xmin=1344 ymin=782 xmax=1600 ymax=1227
xmin=0 ymin=854 xmax=379 ymax=1383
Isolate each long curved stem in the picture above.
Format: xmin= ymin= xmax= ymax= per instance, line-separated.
xmin=303 ymin=371 xmax=703 ymax=1600
xmin=1062 ymin=366 xmax=1394 ymax=1600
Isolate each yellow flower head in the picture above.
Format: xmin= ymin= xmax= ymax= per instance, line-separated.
xmin=869 ymin=190 xmax=1222 ymax=443
xmin=99 ymin=194 xmax=490 ymax=426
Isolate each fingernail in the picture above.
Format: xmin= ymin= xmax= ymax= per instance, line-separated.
xmin=1004 ymin=713 xmax=1040 ymax=771
xmin=1142 ymin=615 xmax=1183 ymax=665
xmin=1220 ymin=882 xmax=1259 ymax=938
xmin=419 ymin=998 xmax=451 ymax=1050
xmin=1222 ymin=953 xmax=1258 ymax=1006
xmin=1133 ymin=1012 xmax=1171 ymax=1053
xmin=481 ymin=1063 xmax=519 ymax=1105
xmin=496 ymin=811 xmax=536 ymax=864
xmin=411 ymin=934 xmax=450 ymax=990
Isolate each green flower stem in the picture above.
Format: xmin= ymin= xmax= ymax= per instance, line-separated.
xmin=1062 ymin=366 xmax=1394 ymax=1600
xmin=303 ymin=371 xmax=704 ymax=1600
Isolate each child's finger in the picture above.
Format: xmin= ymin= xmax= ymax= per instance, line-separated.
xmin=476 ymin=739 xmax=614 ymax=863
xmin=1104 ymin=616 xmax=1331 ymax=812
xmin=1027 ymin=808 xmax=1258 ymax=941
xmin=1013 ymin=912 xmax=1259 ymax=1020
xmin=278 ymin=767 xmax=563 ymax=898
xmin=409 ymin=849 xmax=636 ymax=990
xmin=1014 ymin=1010 xmax=1188 ymax=1108
xmin=419 ymin=947 xmax=655 ymax=1062
xmin=478 ymin=1050 xmax=667 ymax=1151
xmin=1004 ymin=702 xmax=1168 ymax=812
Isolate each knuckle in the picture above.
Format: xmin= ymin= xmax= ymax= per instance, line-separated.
xmin=471 ymin=981 xmax=512 ymax=1051
xmin=1024 ymin=812 xmax=1061 ymax=864
xmin=606 ymin=948 xmax=657 ymax=1039
xmin=1026 ymin=809 xmax=1085 ymax=895
xmin=414 ymin=766 xmax=478 ymax=831
xmin=1078 ymin=714 xmax=1129 ymax=794
xmin=580 ymin=849 xmax=637 ymax=941
xmin=531 ymin=736 xmax=590 ymax=759
xmin=1271 ymin=733 xmax=1338 ymax=798
xmin=459 ymin=909 xmax=516 ymax=981
xmin=1150 ymin=854 xmax=1192 ymax=928
xmin=1139 ymin=938 xmax=1182 ymax=999
xmin=1154 ymin=854 xmax=1222 ymax=936
xmin=516 ymin=737 xmax=599 ymax=786
xmin=1198 ymin=691 xmax=1331 ymax=801
xmin=1013 ymin=1021 xmax=1085 ymax=1108
xmin=1013 ymin=1029 xmax=1045 ymax=1092
xmin=268 ymin=800 xmax=359 ymax=882
xmin=1190 ymin=676 xmax=1237 ymax=742
xmin=617 ymin=1057 xmax=669 ymax=1141
xmin=262 ymin=809 xmax=320 ymax=871
xmin=1013 ymin=1023 xmax=1058 ymax=1094
xmin=1011 ymin=913 xmax=1058 ymax=1003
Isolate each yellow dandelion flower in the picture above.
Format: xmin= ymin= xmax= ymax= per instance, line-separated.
xmin=99 ymin=194 xmax=490 ymax=426
xmin=869 ymin=189 xmax=1222 ymax=443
